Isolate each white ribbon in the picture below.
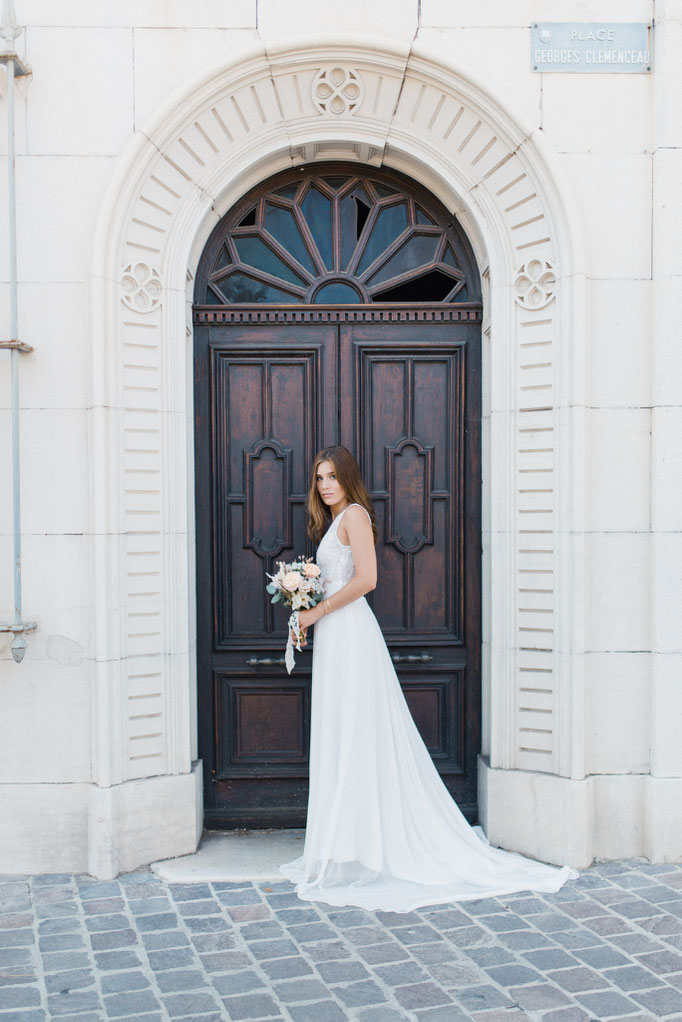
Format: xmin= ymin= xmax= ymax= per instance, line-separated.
xmin=285 ymin=609 xmax=304 ymax=674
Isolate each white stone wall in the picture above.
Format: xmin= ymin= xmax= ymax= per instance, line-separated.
xmin=649 ymin=0 xmax=682 ymax=862
xmin=0 ymin=0 xmax=679 ymax=875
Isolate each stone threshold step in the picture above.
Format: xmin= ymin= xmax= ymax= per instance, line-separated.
xmin=151 ymin=828 xmax=305 ymax=882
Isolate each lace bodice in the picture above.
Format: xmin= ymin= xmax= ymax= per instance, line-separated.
xmin=316 ymin=504 xmax=369 ymax=596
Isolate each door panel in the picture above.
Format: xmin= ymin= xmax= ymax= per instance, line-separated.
xmin=216 ymin=674 xmax=310 ymax=773
xmin=212 ymin=338 xmax=333 ymax=645
xmin=196 ymin=319 xmax=480 ymax=827
xmin=341 ymin=325 xmax=465 ymax=642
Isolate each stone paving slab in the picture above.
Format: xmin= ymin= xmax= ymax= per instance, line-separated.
xmin=1 ymin=861 xmax=682 ymax=1021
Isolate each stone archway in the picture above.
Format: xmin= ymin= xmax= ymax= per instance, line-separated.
xmin=88 ymin=37 xmax=587 ymax=878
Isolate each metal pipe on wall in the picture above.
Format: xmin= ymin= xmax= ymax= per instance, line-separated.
xmin=0 ymin=0 xmax=35 ymax=662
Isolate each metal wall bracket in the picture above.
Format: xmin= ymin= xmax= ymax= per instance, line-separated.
xmin=0 ymin=339 xmax=33 ymax=352
xmin=0 ymin=52 xmax=29 ymax=74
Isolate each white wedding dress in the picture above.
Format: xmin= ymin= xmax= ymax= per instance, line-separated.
xmin=280 ymin=504 xmax=577 ymax=912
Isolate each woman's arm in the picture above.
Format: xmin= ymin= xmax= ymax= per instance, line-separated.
xmin=299 ymin=505 xmax=376 ymax=629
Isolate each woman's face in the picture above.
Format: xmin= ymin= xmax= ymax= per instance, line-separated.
xmin=316 ymin=460 xmax=347 ymax=509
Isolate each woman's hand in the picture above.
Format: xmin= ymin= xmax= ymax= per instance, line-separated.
xmin=290 ymin=626 xmax=307 ymax=647
xmin=290 ymin=606 xmax=316 ymax=647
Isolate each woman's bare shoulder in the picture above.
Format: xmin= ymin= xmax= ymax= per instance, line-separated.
xmin=344 ymin=503 xmax=372 ymax=527
xmin=337 ymin=504 xmax=372 ymax=545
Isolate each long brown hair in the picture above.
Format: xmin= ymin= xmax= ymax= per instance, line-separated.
xmin=307 ymin=446 xmax=378 ymax=545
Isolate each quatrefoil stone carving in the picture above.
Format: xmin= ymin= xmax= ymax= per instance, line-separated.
xmin=514 ymin=258 xmax=556 ymax=310
xmin=312 ymin=67 xmax=363 ymax=115
xmin=121 ymin=262 xmax=162 ymax=313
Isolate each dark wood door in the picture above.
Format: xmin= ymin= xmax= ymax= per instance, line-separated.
xmin=195 ymin=317 xmax=481 ymax=828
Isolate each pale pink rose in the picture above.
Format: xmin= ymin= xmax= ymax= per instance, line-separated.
xmin=302 ymin=562 xmax=321 ymax=578
xmin=281 ymin=571 xmax=301 ymax=592
xmin=298 ymin=578 xmax=313 ymax=593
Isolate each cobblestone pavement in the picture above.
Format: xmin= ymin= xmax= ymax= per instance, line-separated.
xmin=2 ymin=861 xmax=682 ymax=1021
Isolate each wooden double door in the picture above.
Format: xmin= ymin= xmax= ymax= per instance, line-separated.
xmin=195 ymin=314 xmax=481 ymax=828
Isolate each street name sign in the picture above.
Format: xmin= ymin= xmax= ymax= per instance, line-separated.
xmin=531 ymin=23 xmax=653 ymax=73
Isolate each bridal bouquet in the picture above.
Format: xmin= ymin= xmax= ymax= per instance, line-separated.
xmin=266 ymin=557 xmax=324 ymax=673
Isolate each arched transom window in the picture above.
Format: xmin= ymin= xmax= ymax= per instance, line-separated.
xmin=200 ymin=167 xmax=479 ymax=306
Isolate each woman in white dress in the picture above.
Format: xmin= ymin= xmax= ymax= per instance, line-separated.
xmin=280 ymin=445 xmax=577 ymax=912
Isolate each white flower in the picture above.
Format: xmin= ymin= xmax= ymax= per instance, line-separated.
xmin=281 ymin=571 xmax=301 ymax=592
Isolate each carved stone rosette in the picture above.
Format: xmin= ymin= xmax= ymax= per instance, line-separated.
xmin=514 ymin=258 xmax=556 ymax=310
xmin=312 ymin=67 xmax=363 ymax=115
xmin=121 ymin=262 xmax=162 ymax=313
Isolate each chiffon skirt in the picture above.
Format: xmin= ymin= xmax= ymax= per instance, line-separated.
xmin=280 ymin=595 xmax=577 ymax=912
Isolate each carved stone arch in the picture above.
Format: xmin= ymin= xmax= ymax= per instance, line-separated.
xmin=88 ymin=37 xmax=587 ymax=876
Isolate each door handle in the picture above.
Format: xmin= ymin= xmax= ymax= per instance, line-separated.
xmin=391 ymin=652 xmax=433 ymax=663
xmin=246 ymin=657 xmax=287 ymax=666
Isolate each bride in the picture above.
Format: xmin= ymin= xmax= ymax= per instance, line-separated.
xmin=280 ymin=445 xmax=577 ymax=912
